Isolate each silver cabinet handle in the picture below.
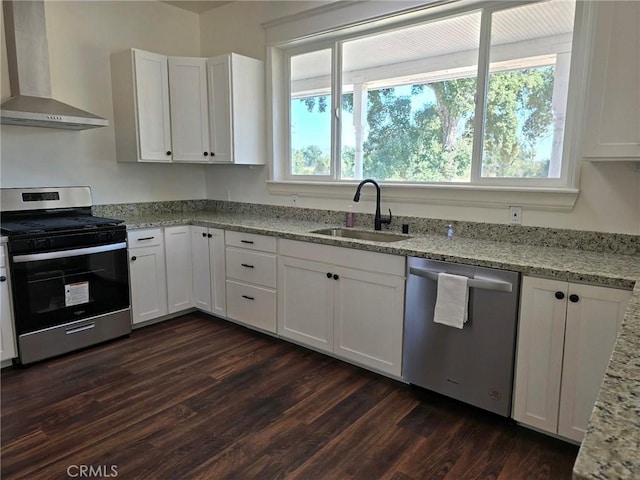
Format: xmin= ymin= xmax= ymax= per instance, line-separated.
xmin=409 ymin=267 xmax=513 ymax=293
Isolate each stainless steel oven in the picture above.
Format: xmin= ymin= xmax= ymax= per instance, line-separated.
xmin=1 ymin=187 xmax=132 ymax=364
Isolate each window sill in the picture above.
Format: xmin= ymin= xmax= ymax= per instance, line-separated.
xmin=266 ymin=180 xmax=579 ymax=212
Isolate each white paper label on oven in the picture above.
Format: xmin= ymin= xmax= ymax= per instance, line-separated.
xmin=65 ymin=282 xmax=89 ymax=307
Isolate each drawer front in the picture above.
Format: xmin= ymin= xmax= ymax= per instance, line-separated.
xmin=278 ymin=239 xmax=405 ymax=277
xmin=226 ymin=280 xmax=276 ymax=333
xmin=128 ymin=228 xmax=164 ymax=248
xmin=225 ymin=231 xmax=276 ymax=253
xmin=226 ymin=248 xmax=276 ymax=288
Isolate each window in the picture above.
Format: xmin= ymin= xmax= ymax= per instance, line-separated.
xmin=283 ymin=0 xmax=577 ymax=187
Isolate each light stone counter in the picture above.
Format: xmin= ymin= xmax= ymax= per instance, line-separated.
xmin=118 ymin=210 xmax=640 ymax=479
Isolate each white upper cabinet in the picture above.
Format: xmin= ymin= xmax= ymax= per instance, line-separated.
xmin=206 ymin=53 xmax=266 ymax=165
xmin=169 ymin=57 xmax=211 ymax=163
xmin=583 ymin=1 xmax=640 ymax=159
xmin=112 ymin=49 xmax=265 ymax=165
xmin=206 ymin=56 xmax=232 ymax=163
xmin=112 ymin=49 xmax=172 ymax=163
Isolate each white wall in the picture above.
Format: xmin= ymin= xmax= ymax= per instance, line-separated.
xmin=0 ymin=1 xmax=207 ymax=205
xmin=200 ymin=1 xmax=640 ymax=234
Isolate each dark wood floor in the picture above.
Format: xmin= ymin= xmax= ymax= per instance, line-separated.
xmin=1 ymin=313 xmax=578 ymax=480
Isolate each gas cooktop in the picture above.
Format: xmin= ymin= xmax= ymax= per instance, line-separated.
xmin=1 ymin=213 xmax=123 ymax=236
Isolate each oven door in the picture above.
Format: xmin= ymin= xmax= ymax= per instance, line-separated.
xmin=11 ymin=242 xmax=130 ymax=335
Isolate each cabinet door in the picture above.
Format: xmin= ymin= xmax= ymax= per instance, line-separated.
xmin=228 ymin=53 xmax=266 ymax=165
xmin=558 ymin=284 xmax=631 ymax=441
xmin=133 ymin=49 xmax=172 ymax=162
xmin=206 ymin=55 xmax=232 ymax=163
xmin=191 ymin=226 xmax=212 ymax=312
xmin=164 ymin=226 xmax=193 ymax=314
xmin=0 ymin=267 xmax=17 ymax=362
xmin=333 ymin=267 xmax=405 ymax=376
xmin=513 ymin=276 xmax=568 ymax=433
xmin=208 ymin=228 xmax=226 ymax=317
xmin=583 ymin=1 xmax=640 ymax=158
xmin=278 ymin=256 xmax=334 ymax=353
xmin=169 ymin=57 xmax=211 ymax=162
xmin=129 ymin=246 xmax=167 ymax=324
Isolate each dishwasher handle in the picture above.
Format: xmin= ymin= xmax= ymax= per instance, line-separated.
xmin=409 ymin=266 xmax=513 ymax=293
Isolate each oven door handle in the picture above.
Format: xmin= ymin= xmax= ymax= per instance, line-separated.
xmin=12 ymin=242 xmax=127 ymax=263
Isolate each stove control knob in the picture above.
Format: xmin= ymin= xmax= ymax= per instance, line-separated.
xmin=33 ymin=238 xmax=51 ymax=249
xmin=96 ymin=232 xmax=113 ymax=242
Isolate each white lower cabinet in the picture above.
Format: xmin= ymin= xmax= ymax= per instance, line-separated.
xmin=225 ymin=232 xmax=277 ymax=333
xmin=513 ymin=276 xmax=631 ymax=442
xmin=278 ymin=256 xmax=335 ymax=353
xmin=127 ymin=229 xmax=168 ymax=324
xmin=333 ymin=266 xmax=405 ymax=374
xmin=226 ymin=280 xmax=276 ymax=333
xmin=165 ymin=226 xmax=194 ymax=313
xmin=278 ymin=239 xmax=405 ymax=377
xmin=1 ymin=244 xmax=17 ymax=362
xmin=191 ymin=226 xmax=226 ymax=317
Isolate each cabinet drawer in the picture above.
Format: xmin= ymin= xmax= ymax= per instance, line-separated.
xmin=226 ymin=280 xmax=276 ymax=333
xmin=279 ymin=239 xmax=405 ymax=276
xmin=225 ymin=231 xmax=276 ymax=253
xmin=128 ymin=228 xmax=164 ymax=248
xmin=226 ymin=248 xmax=276 ymax=288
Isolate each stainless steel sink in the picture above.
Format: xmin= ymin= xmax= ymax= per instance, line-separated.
xmin=310 ymin=228 xmax=411 ymax=243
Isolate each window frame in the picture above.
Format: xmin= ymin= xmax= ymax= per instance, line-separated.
xmin=267 ymin=0 xmax=596 ymax=210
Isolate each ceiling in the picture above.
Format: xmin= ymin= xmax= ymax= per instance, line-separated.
xmin=291 ymin=0 xmax=575 ymax=85
xmin=162 ymin=1 xmax=233 ymax=14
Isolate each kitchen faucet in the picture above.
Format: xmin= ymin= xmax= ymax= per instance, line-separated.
xmin=353 ymin=179 xmax=392 ymax=231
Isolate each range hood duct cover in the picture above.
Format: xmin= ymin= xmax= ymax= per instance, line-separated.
xmin=0 ymin=1 xmax=108 ymax=130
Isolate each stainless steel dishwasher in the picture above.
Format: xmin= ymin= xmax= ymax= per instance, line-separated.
xmin=403 ymin=257 xmax=520 ymax=416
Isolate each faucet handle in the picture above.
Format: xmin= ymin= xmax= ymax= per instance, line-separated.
xmin=384 ymin=208 xmax=392 ymax=225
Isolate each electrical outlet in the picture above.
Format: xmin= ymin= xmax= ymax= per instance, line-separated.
xmin=510 ymin=206 xmax=522 ymax=224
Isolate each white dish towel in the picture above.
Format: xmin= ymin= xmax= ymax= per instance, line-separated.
xmin=433 ymin=272 xmax=469 ymax=329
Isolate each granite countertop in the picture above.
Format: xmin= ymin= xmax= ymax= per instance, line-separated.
xmin=120 ymin=210 xmax=640 ymax=480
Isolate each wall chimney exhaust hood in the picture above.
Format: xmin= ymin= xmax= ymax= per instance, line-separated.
xmin=0 ymin=1 xmax=108 ymax=130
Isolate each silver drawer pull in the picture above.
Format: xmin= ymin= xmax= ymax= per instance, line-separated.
xmin=241 ymin=295 xmax=255 ymax=300
xmin=66 ymin=323 xmax=95 ymax=335
xmin=241 ymin=263 xmax=254 ymax=268
xmin=409 ymin=267 xmax=513 ymax=293
xmin=137 ymin=236 xmax=155 ymax=241
xmin=240 ymin=240 xmax=254 ymax=244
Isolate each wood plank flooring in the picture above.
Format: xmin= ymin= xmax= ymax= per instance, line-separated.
xmin=1 ymin=313 xmax=578 ymax=479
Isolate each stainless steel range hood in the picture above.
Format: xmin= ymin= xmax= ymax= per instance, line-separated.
xmin=0 ymin=1 xmax=108 ymax=130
